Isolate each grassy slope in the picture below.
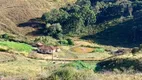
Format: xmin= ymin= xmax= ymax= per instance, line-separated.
xmin=0 ymin=0 xmax=76 ymax=36
xmin=0 ymin=53 xmax=55 ymax=79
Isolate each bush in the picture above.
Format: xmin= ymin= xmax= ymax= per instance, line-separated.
xmin=47 ymin=67 xmax=97 ymax=80
xmin=131 ymin=47 xmax=140 ymax=55
xmin=62 ymin=61 xmax=94 ymax=70
xmin=0 ymin=34 xmax=15 ymax=40
xmin=48 ymin=67 xmax=76 ymax=80
xmin=139 ymin=44 xmax=142 ymax=50
xmin=55 ymin=33 xmax=63 ymax=40
xmin=66 ymin=38 xmax=74 ymax=45
xmin=34 ymin=36 xmax=58 ymax=46
xmin=92 ymin=48 xmax=105 ymax=53
xmin=59 ymin=39 xmax=74 ymax=45
xmin=1 ymin=34 xmax=9 ymax=39
xmin=58 ymin=40 xmax=68 ymax=45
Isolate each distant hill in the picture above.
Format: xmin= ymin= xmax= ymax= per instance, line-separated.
xmin=0 ymin=0 xmax=76 ymax=36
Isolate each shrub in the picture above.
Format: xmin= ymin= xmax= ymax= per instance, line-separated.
xmin=1 ymin=34 xmax=9 ymax=40
xmin=58 ymin=40 xmax=68 ymax=45
xmin=0 ymin=34 xmax=15 ymax=40
xmin=62 ymin=61 xmax=94 ymax=70
xmin=92 ymin=48 xmax=105 ymax=53
xmin=47 ymin=67 xmax=97 ymax=80
xmin=55 ymin=33 xmax=63 ymax=40
xmin=131 ymin=47 xmax=140 ymax=55
xmin=139 ymin=44 xmax=142 ymax=50
xmin=73 ymin=70 xmax=97 ymax=80
xmin=66 ymin=38 xmax=74 ymax=45
xmin=58 ymin=39 xmax=74 ymax=45
xmin=48 ymin=67 xmax=76 ymax=80
xmin=34 ymin=36 xmax=58 ymax=46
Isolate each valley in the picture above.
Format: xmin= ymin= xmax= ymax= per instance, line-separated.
xmin=1 ymin=0 xmax=142 ymax=80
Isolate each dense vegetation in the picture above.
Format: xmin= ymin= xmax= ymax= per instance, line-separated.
xmin=38 ymin=0 xmax=142 ymax=47
xmin=41 ymin=0 xmax=134 ymax=35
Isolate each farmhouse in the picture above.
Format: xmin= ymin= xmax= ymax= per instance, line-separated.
xmin=36 ymin=42 xmax=60 ymax=54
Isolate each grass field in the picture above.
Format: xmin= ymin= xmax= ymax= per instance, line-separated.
xmin=0 ymin=53 xmax=55 ymax=80
xmin=0 ymin=41 xmax=33 ymax=56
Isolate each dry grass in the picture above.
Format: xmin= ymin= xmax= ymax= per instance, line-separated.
xmin=0 ymin=53 xmax=54 ymax=79
xmin=0 ymin=52 xmax=16 ymax=63
xmin=95 ymin=73 xmax=142 ymax=80
xmin=0 ymin=0 xmax=76 ymax=36
xmin=71 ymin=47 xmax=94 ymax=54
xmin=74 ymin=40 xmax=94 ymax=46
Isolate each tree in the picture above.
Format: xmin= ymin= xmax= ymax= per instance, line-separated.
xmin=76 ymin=0 xmax=91 ymax=7
xmin=41 ymin=0 xmax=97 ymax=36
xmin=66 ymin=38 xmax=74 ymax=45
xmin=80 ymin=5 xmax=96 ymax=26
xmin=62 ymin=15 xmax=85 ymax=35
xmin=41 ymin=9 xmax=70 ymax=24
xmin=43 ymin=23 xmax=63 ymax=39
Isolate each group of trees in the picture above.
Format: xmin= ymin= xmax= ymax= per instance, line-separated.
xmin=41 ymin=0 xmax=97 ymax=37
xmin=39 ymin=0 xmax=142 ymax=40
xmin=43 ymin=23 xmax=63 ymax=39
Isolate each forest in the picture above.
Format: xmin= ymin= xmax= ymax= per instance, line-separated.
xmin=36 ymin=0 xmax=142 ymax=47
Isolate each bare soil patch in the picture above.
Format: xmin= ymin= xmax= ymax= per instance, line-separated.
xmin=71 ymin=47 xmax=94 ymax=54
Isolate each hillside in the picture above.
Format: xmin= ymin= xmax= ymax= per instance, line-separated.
xmin=0 ymin=0 xmax=76 ymax=36
xmin=1 ymin=0 xmax=142 ymax=80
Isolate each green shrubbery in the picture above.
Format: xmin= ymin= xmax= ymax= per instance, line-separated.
xmin=47 ymin=67 xmax=97 ymax=80
xmin=92 ymin=48 xmax=105 ymax=53
xmin=62 ymin=61 xmax=95 ymax=70
xmin=58 ymin=38 xmax=74 ymax=45
xmin=47 ymin=60 xmax=98 ymax=80
xmin=34 ymin=36 xmax=58 ymax=46
xmin=42 ymin=23 xmax=63 ymax=39
xmin=0 ymin=34 xmax=9 ymax=40
xmin=39 ymin=0 xmax=136 ymax=37
xmin=41 ymin=0 xmax=97 ymax=36
xmin=139 ymin=44 xmax=142 ymax=50
xmin=34 ymin=36 xmax=74 ymax=46
xmin=131 ymin=44 xmax=142 ymax=55
xmin=0 ymin=34 xmax=15 ymax=40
